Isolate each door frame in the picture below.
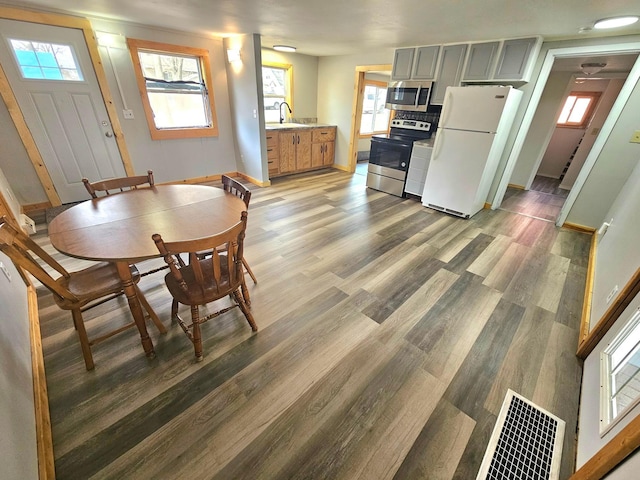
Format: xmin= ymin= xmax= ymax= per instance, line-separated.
xmin=0 ymin=6 xmax=135 ymax=207
xmin=348 ymin=64 xmax=391 ymax=174
xmin=490 ymin=42 xmax=640 ymax=227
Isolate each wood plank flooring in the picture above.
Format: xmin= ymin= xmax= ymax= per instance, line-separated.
xmin=35 ymin=169 xmax=590 ymax=479
xmin=500 ymin=175 xmax=570 ymax=222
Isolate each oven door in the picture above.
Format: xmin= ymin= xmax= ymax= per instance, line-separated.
xmin=369 ymin=136 xmax=413 ymax=172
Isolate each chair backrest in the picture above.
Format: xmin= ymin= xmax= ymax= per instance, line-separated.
xmin=153 ymin=211 xmax=248 ymax=296
xmin=82 ymin=170 xmax=155 ymax=198
xmin=221 ymin=175 xmax=251 ymax=208
xmin=0 ymin=217 xmax=77 ymax=302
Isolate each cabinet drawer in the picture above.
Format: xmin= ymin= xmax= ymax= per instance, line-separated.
xmin=312 ymin=127 xmax=336 ymax=142
xmin=266 ymin=133 xmax=279 ymax=147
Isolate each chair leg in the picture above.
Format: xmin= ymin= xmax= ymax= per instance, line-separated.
xmin=71 ymin=309 xmax=95 ymax=370
xmin=243 ymin=257 xmax=257 ymax=284
xmin=233 ymin=290 xmax=258 ymax=332
xmin=190 ymin=305 xmax=203 ymax=362
xmin=240 ymin=279 xmax=251 ymax=307
xmin=171 ymin=299 xmax=180 ymax=323
xmin=134 ymin=285 xmax=167 ymax=334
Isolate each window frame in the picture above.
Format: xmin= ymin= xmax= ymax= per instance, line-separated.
xmin=556 ymin=91 xmax=601 ymax=129
xmin=262 ymin=62 xmax=293 ymax=124
xmin=126 ymin=38 xmax=218 ymax=140
xmin=359 ymin=79 xmax=391 ymax=138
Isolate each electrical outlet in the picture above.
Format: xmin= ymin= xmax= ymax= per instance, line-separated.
xmin=631 ymin=130 xmax=640 ymax=144
xmin=606 ymin=285 xmax=619 ymax=304
xmin=123 ymin=109 xmax=134 ymax=119
xmin=0 ymin=262 xmax=11 ymax=282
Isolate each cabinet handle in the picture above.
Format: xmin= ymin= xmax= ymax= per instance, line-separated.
xmin=321 ymin=132 xmax=327 ymax=135
xmin=292 ymin=135 xmax=295 ymax=144
xmin=297 ymin=135 xmax=300 ymax=144
xmin=267 ymin=148 xmax=273 ymax=152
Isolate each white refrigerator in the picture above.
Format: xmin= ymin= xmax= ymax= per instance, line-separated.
xmin=421 ymin=85 xmax=523 ymax=218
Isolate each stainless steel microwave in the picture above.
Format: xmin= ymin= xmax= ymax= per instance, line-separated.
xmin=385 ymin=80 xmax=433 ymax=112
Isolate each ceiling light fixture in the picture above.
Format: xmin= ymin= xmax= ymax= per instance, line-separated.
xmin=273 ymin=45 xmax=296 ymax=53
xmin=581 ymin=62 xmax=607 ymax=75
xmin=593 ymin=16 xmax=639 ymax=29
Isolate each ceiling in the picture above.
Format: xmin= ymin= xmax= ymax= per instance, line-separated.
xmin=3 ymin=0 xmax=640 ymax=57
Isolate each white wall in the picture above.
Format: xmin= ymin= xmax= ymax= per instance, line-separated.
xmin=577 ymin=159 xmax=640 ymax=467
xmin=537 ymin=127 xmax=584 ymax=178
xmin=0 ymin=252 xmax=38 ymax=480
xmin=317 ymin=51 xmax=394 ymax=168
xmin=225 ymin=34 xmax=267 ymax=183
xmin=561 ymin=78 xmax=625 ymax=190
xmin=261 ymin=48 xmax=319 ymax=121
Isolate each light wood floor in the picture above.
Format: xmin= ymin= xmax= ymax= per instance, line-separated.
xmin=36 ymin=169 xmax=590 ymax=479
xmin=500 ymin=176 xmax=570 ymax=222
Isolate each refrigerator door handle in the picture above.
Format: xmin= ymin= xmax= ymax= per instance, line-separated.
xmin=441 ymin=90 xmax=453 ymax=126
xmin=433 ymin=130 xmax=444 ymax=160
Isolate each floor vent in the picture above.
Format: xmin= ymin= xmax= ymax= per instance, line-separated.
xmin=476 ymin=389 xmax=565 ymax=480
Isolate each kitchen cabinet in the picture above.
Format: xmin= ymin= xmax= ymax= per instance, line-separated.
xmin=462 ymin=41 xmax=500 ymax=81
xmin=430 ymin=44 xmax=468 ymax=105
xmin=266 ymin=131 xmax=279 ymax=176
xmin=391 ymin=48 xmax=415 ymax=81
xmin=311 ymin=127 xmax=336 ymax=167
xmin=493 ymin=37 xmax=540 ymax=81
xmin=279 ymin=129 xmax=312 ymax=174
xmin=391 ymin=46 xmax=440 ymax=81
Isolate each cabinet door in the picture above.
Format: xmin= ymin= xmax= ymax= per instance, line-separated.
xmin=463 ymin=41 xmax=499 ymax=81
xmin=323 ymin=141 xmax=335 ymax=166
xmin=391 ymin=48 xmax=415 ymax=81
xmin=494 ymin=37 xmax=538 ymax=81
xmin=431 ymin=44 xmax=467 ymax=105
xmin=296 ymin=131 xmax=312 ymax=170
xmin=311 ymin=143 xmax=324 ymax=168
xmin=279 ymin=132 xmax=296 ymax=173
xmin=413 ymin=46 xmax=440 ymax=80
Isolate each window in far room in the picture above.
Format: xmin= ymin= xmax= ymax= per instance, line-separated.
xmin=360 ymin=81 xmax=391 ymax=136
xmin=557 ymin=91 xmax=600 ymax=128
xmin=262 ymin=63 xmax=292 ymax=123
xmin=127 ymin=38 xmax=218 ymax=140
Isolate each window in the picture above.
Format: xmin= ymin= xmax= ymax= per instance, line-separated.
xmin=262 ymin=63 xmax=292 ymax=123
xmin=557 ymin=92 xmax=600 ymax=128
xmin=600 ymin=307 xmax=640 ymax=434
xmin=9 ymin=39 xmax=83 ymax=81
xmin=360 ymin=81 xmax=391 ymax=135
xmin=127 ymin=39 xmax=218 ymax=140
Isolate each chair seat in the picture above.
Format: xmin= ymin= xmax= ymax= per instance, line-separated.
xmin=55 ymin=263 xmax=141 ymax=309
xmin=163 ymin=257 xmax=233 ymax=306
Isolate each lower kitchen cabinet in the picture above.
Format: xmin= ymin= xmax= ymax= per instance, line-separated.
xmin=269 ymin=126 xmax=335 ymax=177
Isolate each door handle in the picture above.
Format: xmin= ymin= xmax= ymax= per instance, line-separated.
xmin=105 ymin=132 xmax=113 ymax=138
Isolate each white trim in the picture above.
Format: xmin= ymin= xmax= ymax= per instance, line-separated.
xmin=491 ymin=41 xmax=640 ymax=228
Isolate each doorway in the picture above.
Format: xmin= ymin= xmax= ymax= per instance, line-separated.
xmin=491 ymin=43 xmax=640 ymax=227
xmin=499 ymin=54 xmax=636 ymax=223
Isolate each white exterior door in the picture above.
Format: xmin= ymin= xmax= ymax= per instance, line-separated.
xmin=0 ymin=19 xmax=126 ymax=203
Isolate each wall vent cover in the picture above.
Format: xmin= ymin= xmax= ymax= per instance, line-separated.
xmin=476 ymin=389 xmax=565 ymax=480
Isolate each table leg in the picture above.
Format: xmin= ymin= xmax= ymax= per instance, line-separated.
xmin=115 ymin=261 xmax=156 ymax=359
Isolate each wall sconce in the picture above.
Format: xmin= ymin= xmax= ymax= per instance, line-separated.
xmin=226 ymin=48 xmax=241 ymax=63
xmin=95 ymin=31 xmax=126 ymax=49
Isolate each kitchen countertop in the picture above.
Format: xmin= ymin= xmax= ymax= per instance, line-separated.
xmin=265 ymin=123 xmax=335 ymax=130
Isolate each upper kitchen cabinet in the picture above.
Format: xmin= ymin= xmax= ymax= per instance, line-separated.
xmin=430 ymin=44 xmax=468 ymax=105
xmin=462 ymin=41 xmax=500 ymax=81
xmin=493 ymin=37 xmax=542 ymax=82
xmin=391 ymin=46 xmax=440 ymax=81
xmin=391 ymin=48 xmax=415 ymax=80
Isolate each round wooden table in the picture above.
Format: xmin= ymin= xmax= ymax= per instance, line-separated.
xmin=48 ymin=184 xmax=247 ymax=359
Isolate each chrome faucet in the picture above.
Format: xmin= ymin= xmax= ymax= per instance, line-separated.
xmin=279 ymin=101 xmax=292 ymax=124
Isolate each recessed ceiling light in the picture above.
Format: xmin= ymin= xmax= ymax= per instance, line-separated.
xmin=594 ymin=16 xmax=639 ymax=29
xmin=273 ymin=45 xmax=296 ymax=53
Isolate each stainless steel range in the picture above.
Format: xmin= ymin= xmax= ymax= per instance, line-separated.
xmin=366 ymin=112 xmax=437 ymax=197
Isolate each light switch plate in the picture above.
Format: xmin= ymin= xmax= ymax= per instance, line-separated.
xmin=631 ymin=130 xmax=640 ymax=143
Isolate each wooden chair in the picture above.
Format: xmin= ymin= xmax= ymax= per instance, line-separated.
xmin=219 ymin=175 xmax=257 ymax=284
xmin=0 ymin=217 xmax=166 ymax=370
xmin=82 ymin=170 xmax=154 ymax=198
xmin=153 ymin=211 xmax=257 ymax=362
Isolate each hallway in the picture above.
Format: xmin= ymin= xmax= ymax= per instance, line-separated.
xmin=499 ymin=176 xmax=569 ymax=222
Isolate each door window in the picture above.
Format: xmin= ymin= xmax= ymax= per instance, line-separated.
xmin=9 ymin=39 xmax=83 ymax=81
